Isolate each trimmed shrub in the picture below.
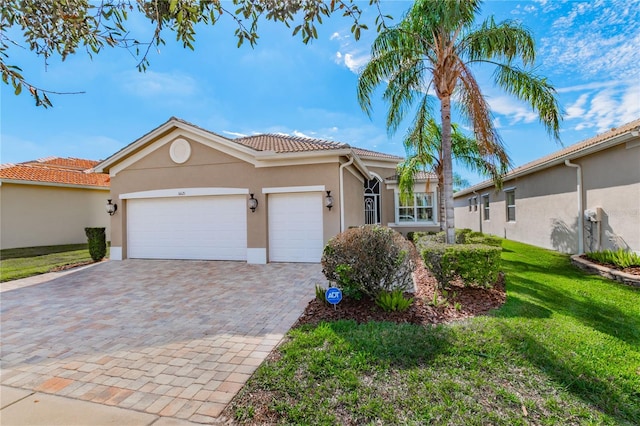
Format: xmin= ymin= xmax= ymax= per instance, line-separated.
xmin=321 ymin=225 xmax=414 ymax=299
xmin=466 ymin=232 xmax=503 ymax=247
xmin=406 ymin=231 xmax=430 ymax=243
xmin=420 ymin=241 xmax=502 ymax=289
xmin=84 ymin=227 xmax=107 ymax=262
xmin=456 ymin=228 xmax=473 ymax=244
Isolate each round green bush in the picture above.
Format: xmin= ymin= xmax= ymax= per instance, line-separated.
xmin=321 ymin=225 xmax=415 ymax=299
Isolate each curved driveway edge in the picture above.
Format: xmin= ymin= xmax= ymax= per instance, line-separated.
xmin=1 ymin=260 xmax=325 ymax=423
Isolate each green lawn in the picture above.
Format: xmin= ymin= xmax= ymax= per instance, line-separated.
xmin=0 ymin=244 xmax=107 ymax=282
xmin=229 ymin=240 xmax=640 ymax=425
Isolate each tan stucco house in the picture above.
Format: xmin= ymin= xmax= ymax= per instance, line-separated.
xmin=454 ymin=118 xmax=640 ymax=254
xmin=95 ymin=117 xmax=440 ymax=264
xmin=0 ymin=157 xmax=111 ymax=249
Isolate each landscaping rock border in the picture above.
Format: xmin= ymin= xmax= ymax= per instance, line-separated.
xmin=571 ymin=255 xmax=640 ymax=287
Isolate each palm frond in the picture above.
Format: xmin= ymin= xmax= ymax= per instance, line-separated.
xmin=464 ymin=17 xmax=536 ymax=65
xmin=494 ymin=64 xmax=562 ymax=141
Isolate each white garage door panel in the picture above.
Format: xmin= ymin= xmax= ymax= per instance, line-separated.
xmin=127 ymin=196 xmax=246 ymax=260
xmin=269 ymin=193 xmax=323 ymax=263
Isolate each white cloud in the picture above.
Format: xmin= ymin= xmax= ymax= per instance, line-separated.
xmin=330 ymin=29 xmax=370 ymax=74
xmin=563 ymin=82 xmax=640 ymax=133
xmin=487 ymin=96 xmax=538 ymax=124
xmin=222 ymin=130 xmax=248 ymax=138
xmin=343 ymin=52 xmax=370 ymax=73
xmin=540 ymin=0 xmax=640 ymax=76
xmin=293 ymin=130 xmax=313 ymax=138
xmin=120 ymin=70 xmax=198 ymax=97
xmin=510 ymin=4 xmax=537 ymax=15
xmin=564 ymin=93 xmax=588 ymax=120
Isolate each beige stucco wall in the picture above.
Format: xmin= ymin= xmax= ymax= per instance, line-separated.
xmin=0 ymin=183 xmax=110 ymax=249
xmin=343 ymin=167 xmax=366 ymax=229
xmin=454 ymin=140 xmax=640 ymax=253
xmin=108 ymin=136 xmax=343 ymax=259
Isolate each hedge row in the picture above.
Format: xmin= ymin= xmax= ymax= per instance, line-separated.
xmin=415 ymin=229 xmax=503 ymax=289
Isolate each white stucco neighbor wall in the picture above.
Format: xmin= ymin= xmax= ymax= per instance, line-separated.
xmin=0 ymin=183 xmax=111 ymax=249
xmin=454 ymin=136 xmax=640 ymax=254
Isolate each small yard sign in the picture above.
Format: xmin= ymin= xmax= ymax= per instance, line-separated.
xmin=325 ymin=287 xmax=343 ymax=306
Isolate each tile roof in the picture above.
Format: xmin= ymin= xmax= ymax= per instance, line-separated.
xmin=455 ymin=118 xmax=640 ymax=196
xmin=0 ymin=157 xmax=110 ymax=187
xmin=352 ymin=147 xmax=403 ymax=160
xmin=234 ymin=133 xmax=402 ymax=160
xmin=385 ymin=170 xmax=438 ymax=181
xmin=234 ymin=134 xmax=348 ymax=152
xmin=508 ymin=118 xmax=640 ymax=176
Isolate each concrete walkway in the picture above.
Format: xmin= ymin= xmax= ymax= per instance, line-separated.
xmin=1 ymin=260 xmax=325 ymax=424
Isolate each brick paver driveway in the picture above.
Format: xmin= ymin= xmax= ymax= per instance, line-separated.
xmin=1 ymin=260 xmax=325 ymax=423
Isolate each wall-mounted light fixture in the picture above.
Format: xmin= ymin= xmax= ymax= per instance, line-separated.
xmin=248 ymin=193 xmax=258 ymax=212
xmin=106 ymin=199 xmax=118 ymax=216
xmin=325 ymin=191 xmax=334 ymax=211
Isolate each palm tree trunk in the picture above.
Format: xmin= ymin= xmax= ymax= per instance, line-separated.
xmin=441 ymin=96 xmax=455 ymax=244
xmin=438 ymin=181 xmax=445 ymax=231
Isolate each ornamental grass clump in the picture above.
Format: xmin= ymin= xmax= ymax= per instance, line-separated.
xmin=585 ymin=248 xmax=640 ymax=269
xmin=321 ymin=225 xmax=414 ymax=300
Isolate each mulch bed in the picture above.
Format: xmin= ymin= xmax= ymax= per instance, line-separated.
xmin=295 ymin=248 xmax=506 ymax=328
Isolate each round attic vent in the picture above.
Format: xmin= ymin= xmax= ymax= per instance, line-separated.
xmin=169 ymin=138 xmax=191 ymax=164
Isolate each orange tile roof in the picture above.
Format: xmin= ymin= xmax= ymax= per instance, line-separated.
xmin=0 ymin=157 xmax=110 ymax=187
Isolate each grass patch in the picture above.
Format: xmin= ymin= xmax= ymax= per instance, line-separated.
xmin=0 ymin=244 xmax=108 ymax=282
xmin=230 ymin=240 xmax=640 ymax=425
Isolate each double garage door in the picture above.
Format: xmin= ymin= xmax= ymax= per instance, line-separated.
xmin=127 ymin=193 xmax=323 ymax=262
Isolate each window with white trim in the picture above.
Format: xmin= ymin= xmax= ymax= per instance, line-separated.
xmin=398 ymin=192 xmax=435 ymax=223
xmin=482 ymin=194 xmax=490 ymax=221
xmin=505 ymin=189 xmax=516 ymax=222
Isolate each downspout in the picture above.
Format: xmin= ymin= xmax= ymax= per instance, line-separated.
xmin=565 ymin=159 xmax=584 ymax=254
xmin=339 ymin=156 xmax=355 ymax=232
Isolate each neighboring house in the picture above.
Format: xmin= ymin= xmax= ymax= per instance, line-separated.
xmin=453 ymin=119 xmax=640 ymax=254
xmin=95 ymin=117 xmax=440 ymax=264
xmin=0 ymin=157 xmax=111 ymax=249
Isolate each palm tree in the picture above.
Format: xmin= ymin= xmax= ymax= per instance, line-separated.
xmin=358 ymin=0 xmax=561 ymax=243
xmin=397 ymin=117 xmax=511 ymax=231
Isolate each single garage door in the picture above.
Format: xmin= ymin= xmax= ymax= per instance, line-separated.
xmin=127 ymin=195 xmax=247 ymax=260
xmin=268 ymin=192 xmax=323 ymax=262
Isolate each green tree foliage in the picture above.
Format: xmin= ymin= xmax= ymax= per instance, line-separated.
xmin=358 ymin=0 xmax=561 ymax=244
xmin=1 ymin=0 xmax=389 ymax=106
xmin=396 ymin=117 xmax=511 ymax=230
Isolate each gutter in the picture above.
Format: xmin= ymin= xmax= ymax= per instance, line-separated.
xmin=564 ymin=159 xmax=584 ymax=254
xmin=339 ymin=156 xmax=355 ymax=232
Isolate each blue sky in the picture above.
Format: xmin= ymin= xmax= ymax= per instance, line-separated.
xmin=1 ymin=0 xmax=639 ymax=185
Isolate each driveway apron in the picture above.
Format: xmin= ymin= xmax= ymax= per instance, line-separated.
xmin=0 ymin=260 xmax=325 ymax=423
